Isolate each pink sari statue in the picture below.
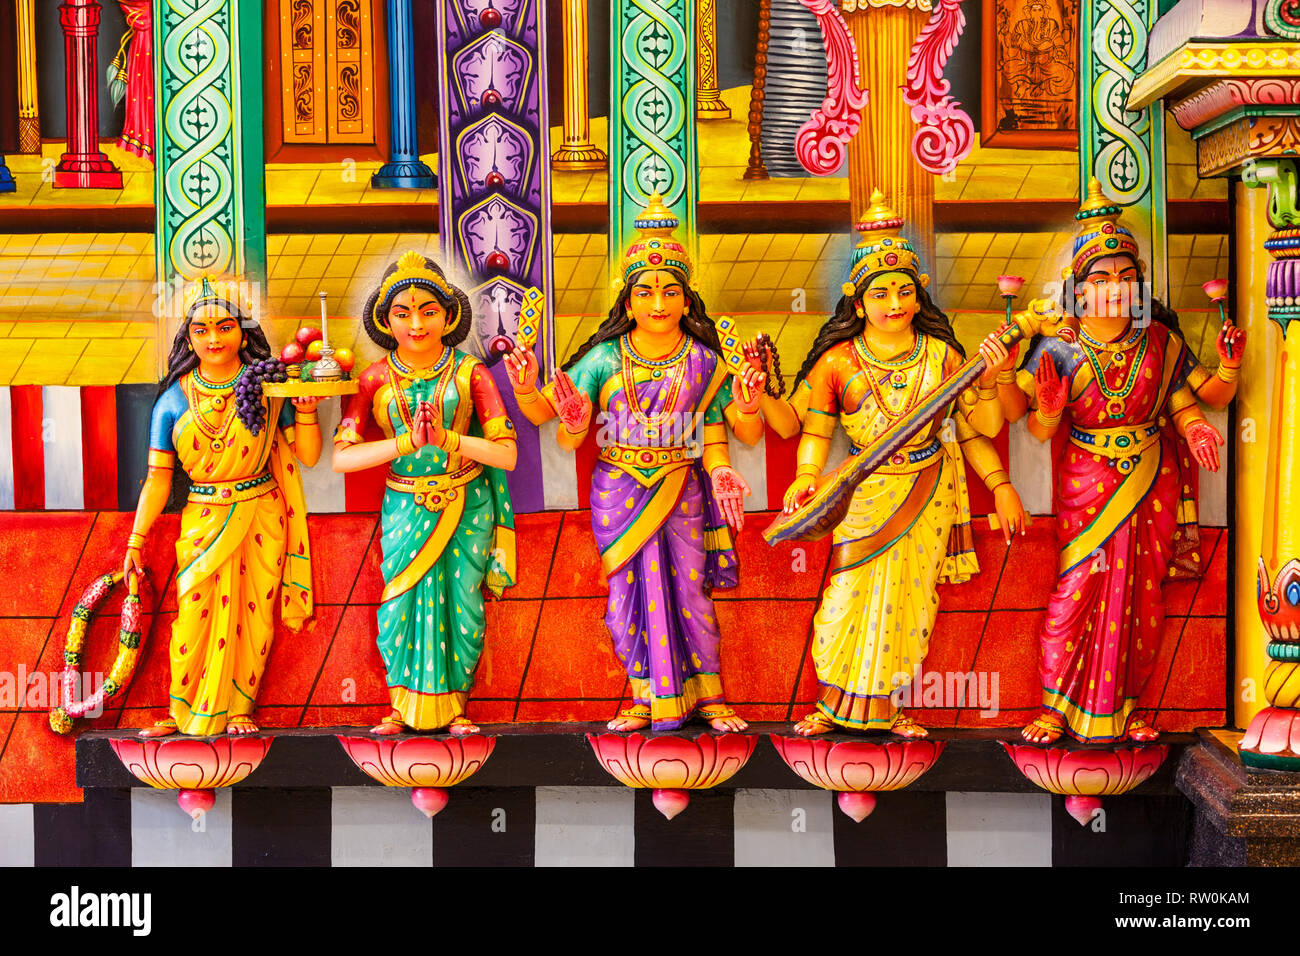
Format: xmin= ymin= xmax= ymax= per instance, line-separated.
xmin=1001 ymin=180 xmax=1244 ymax=745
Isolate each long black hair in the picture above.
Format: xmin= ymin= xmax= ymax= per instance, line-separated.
xmin=158 ymin=301 xmax=279 ymax=435
xmin=563 ymin=271 xmax=724 ymax=370
xmin=791 ymin=274 xmax=964 ymax=395
xmin=361 ymin=254 xmax=474 ymax=353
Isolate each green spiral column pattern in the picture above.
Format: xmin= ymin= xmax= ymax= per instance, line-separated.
xmin=154 ymin=0 xmax=266 ymax=285
xmin=1079 ymin=0 xmax=1167 ymax=295
xmin=609 ymin=0 xmax=698 ymax=266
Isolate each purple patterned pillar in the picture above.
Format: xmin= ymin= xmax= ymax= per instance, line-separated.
xmin=436 ymin=0 xmax=554 ymax=514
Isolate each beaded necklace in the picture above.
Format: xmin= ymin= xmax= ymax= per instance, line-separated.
xmin=1079 ymin=326 xmax=1147 ymax=420
xmin=619 ymin=333 xmax=692 ymax=439
xmin=185 ymin=368 xmax=242 ymax=451
xmin=388 ymin=349 xmax=457 ymax=437
xmin=853 ymin=333 xmax=926 ymax=421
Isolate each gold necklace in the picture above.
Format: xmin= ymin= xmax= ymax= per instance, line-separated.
xmin=620 ymin=335 xmax=692 ymax=440
xmin=185 ymin=370 xmax=239 ymax=451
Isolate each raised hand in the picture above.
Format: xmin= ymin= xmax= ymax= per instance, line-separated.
xmin=552 ymin=370 xmax=592 ymax=434
xmin=732 ymin=365 xmax=764 ymax=415
xmin=977 ymin=326 xmax=1018 ymax=388
xmin=504 ymin=345 xmax=539 ymax=392
xmin=711 ymin=466 xmax=751 ymax=531
xmin=1186 ymin=419 xmax=1225 ymax=472
xmin=1034 ymin=355 xmax=1067 ymax=416
xmin=1216 ymin=318 xmax=1246 ymax=365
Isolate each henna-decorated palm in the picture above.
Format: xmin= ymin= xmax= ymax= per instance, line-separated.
xmin=552 ymin=370 xmax=592 ymax=433
xmin=1186 ymin=419 xmax=1225 ymax=472
xmin=711 ymin=466 xmax=751 ymax=531
xmin=505 ymin=345 xmax=539 ymax=392
xmin=1034 ymin=355 xmax=1067 ymax=416
xmin=1216 ymin=318 xmax=1246 ymax=366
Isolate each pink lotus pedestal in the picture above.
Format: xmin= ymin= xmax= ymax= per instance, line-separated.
xmin=336 ymin=734 xmax=496 ymax=817
xmin=109 ymin=736 xmax=273 ymax=819
xmin=1002 ymin=742 xmax=1170 ymax=825
xmin=770 ymin=735 xmax=946 ymax=822
xmin=587 ymin=732 xmax=758 ymax=820
xmin=1239 ymin=706 xmax=1300 ymax=771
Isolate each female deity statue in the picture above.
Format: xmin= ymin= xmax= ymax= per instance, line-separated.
xmin=771 ymin=191 xmax=1026 ymax=738
xmin=125 ymin=276 xmax=319 ymax=737
xmin=333 ymin=252 xmax=517 ymax=736
xmin=505 ymin=194 xmax=766 ymax=733
xmin=1000 ymin=179 xmax=1244 ymax=744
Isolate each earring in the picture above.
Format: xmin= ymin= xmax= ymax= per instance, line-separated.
xmin=854 ymin=302 xmax=865 ymax=318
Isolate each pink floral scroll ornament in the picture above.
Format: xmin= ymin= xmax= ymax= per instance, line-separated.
xmin=770 ymin=735 xmax=945 ymax=822
xmin=1002 ymin=743 xmax=1169 ymax=826
xmin=901 ymin=0 xmax=974 ymax=176
xmin=109 ymin=736 xmax=273 ymax=819
xmin=587 ymin=732 xmax=757 ymax=819
xmin=337 ymin=734 xmax=496 ymax=818
xmin=794 ymin=0 xmax=869 ymax=177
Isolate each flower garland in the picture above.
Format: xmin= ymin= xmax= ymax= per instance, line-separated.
xmin=49 ymin=569 xmax=148 ymax=735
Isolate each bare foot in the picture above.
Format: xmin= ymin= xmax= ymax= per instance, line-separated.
xmin=709 ymin=715 xmax=749 ymax=732
xmin=1021 ymin=714 xmax=1065 ymax=745
xmin=1127 ymin=720 xmax=1159 ymax=742
xmin=606 ymin=713 xmax=651 ymax=732
xmin=226 ymin=716 xmax=259 ymax=736
xmin=794 ymin=713 xmax=835 ymax=736
xmin=370 ymin=711 xmax=404 ymax=735
xmin=891 ymin=714 xmax=929 ymax=739
xmin=449 ymin=717 xmax=480 ymax=737
xmin=139 ymin=718 xmax=177 ymax=739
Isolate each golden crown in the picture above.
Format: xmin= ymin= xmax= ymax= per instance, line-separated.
xmin=841 ymin=190 xmax=926 ymax=297
xmin=616 ymin=193 xmax=692 ymax=288
xmin=183 ymin=274 xmax=252 ymax=324
xmin=1067 ymin=178 xmax=1141 ymax=280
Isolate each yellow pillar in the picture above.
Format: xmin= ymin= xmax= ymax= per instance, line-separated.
xmin=844 ymin=3 xmax=933 ymax=267
xmin=551 ymin=0 xmax=607 ymax=170
xmin=1234 ymin=180 xmax=1274 ymax=730
xmin=15 ymin=0 xmax=40 ymax=154
xmin=695 ymin=0 xmax=730 ymax=119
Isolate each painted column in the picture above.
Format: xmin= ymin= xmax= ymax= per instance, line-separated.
xmin=54 ymin=0 xmax=123 ymax=189
xmin=1078 ymin=0 xmax=1167 ymax=296
xmin=1233 ymin=179 xmax=1273 ymax=736
xmin=15 ymin=0 xmax=40 ymax=154
xmin=155 ymin=0 xmax=267 ymax=288
xmin=1239 ymin=159 xmax=1300 ymax=769
xmin=695 ymin=0 xmax=730 ymax=119
xmin=609 ymin=0 xmax=697 ymax=263
xmin=743 ymin=0 xmax=771 ymax=181
xmin=842 ymin=1 xmax=933 ymax=266
xmin=552 ymin=0 xmax=607 ymax=169
xmin=0 ymin=154 xmax=14 ymax=192
xmin=435 ymin=0 xmax=553 ymax=513
xmin=372 ymin=0 xmax=436 ymax=188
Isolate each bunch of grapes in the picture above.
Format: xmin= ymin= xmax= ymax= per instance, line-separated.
xmin=234 ymin=358 xmax=289 ymax=435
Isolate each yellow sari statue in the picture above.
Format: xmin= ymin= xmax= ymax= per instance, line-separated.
xmin=770 ymin=193 xmax=1025 ymax=737
xmin=124 ymin=277 xmax=320 ymax=737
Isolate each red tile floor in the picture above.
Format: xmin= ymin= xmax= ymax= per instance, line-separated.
xmin=0 ymin=511 xmax=1228 ymax=802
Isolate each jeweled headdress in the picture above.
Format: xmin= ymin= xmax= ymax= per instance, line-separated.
xmin=370 ymin=250 xmax=459 ymax=333
xmin=616 ymin=193 xmax=692 ymax=288
xmin=183 ymin=273 xmax=252 ymax=325
xmin=841 ymin=190 xmax=927 ymax=297
xmin=1067 ymin=177 xmax=1141 ymax=280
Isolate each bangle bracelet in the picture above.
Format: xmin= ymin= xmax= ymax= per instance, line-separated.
xmin=1034 ymin=408 xmax=1062 ymax=428
xmin=295 ymin=411 xmax=319 ymax=424
xmin=396 ymin=433 xmax=417 ymax=457
xmin=516 ymin=388 xmax=541 ymax=405
xmin=985 ymin=470 xmax=1010 ymax=492
xmin=996 ymin=370 xmax=1016 ymax=385
xmin=439 ymin=430 xmax=461 ymax=455
xmin=1215 ymin=364 xmax=1239 ymax=384
xmin=976 ymin=384 xmax=997 ymax=400
xmin=127 ymin=532 xmax=146 ymax=549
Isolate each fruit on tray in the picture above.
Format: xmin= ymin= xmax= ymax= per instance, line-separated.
xmin=281 ymin=341 xmax=306 ymax=365
xmin=334 ymin=348 xmax=355 ymax=372
xmin=305 ymin=339 xmax=325 ymax=361
xmin=296 ymin=326 xmax=324 ymax=347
